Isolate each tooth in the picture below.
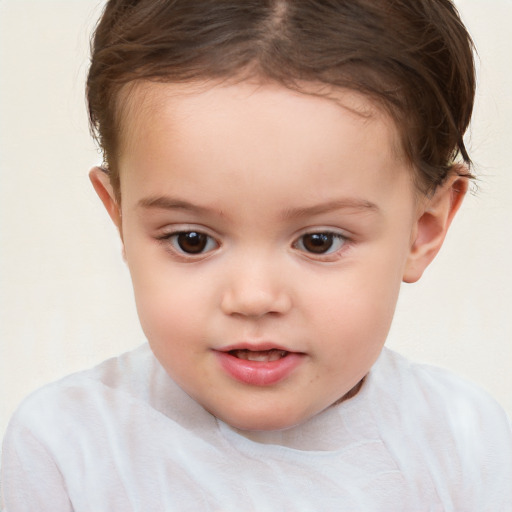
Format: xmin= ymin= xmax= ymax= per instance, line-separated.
xmin=231 ymin=349 xmax=288 ymax=362
xmin=232 ymin=350 xmax=248 ymax=360
xmin=247 ymin=351 xmax=270 ymax=362
xmin=268 ymin=350 xmax=281 ymax=362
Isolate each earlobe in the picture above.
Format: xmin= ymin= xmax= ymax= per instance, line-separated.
xmin=403 ymin=173 xmax=468 ymax=283
xmin=89 ymin=166 xmax=122 ymax=234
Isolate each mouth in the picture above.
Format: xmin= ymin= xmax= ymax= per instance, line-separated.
xmin=215 ymin=345 xmax=304 ymax=386
xmin=228 ymin=349 xmax=289 ymax=362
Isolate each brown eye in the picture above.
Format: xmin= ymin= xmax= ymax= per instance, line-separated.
xmin=173 ymin=231 xmax=214 ymax=254
xmin=295 ymin=232 xmax=346 ymax=255
xmin=301 ymin=233 xmax=333 ymax=253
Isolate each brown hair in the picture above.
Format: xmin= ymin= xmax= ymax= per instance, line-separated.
xmin=87 ymin=0 xmax=475 ymax=199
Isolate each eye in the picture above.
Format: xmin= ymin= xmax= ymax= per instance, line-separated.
xmin=167 ymin=231 xmax=218 ymax=255
xmin=294 ymin=232 xmax=346 ymax=255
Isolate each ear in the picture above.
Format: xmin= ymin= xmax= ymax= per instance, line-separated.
xmin=89 ymin=166 xmax=122 ymax=236
xmin=403 ymin=173 xmax=468 ymax=283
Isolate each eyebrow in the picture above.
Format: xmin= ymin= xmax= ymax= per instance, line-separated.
xmin=138 ymin=196 xmax=215 ymax=215
xmin=281 ymin=199 xmax=380 ymax=220
xmin=137 ymin=195 xmax=379 ymax=219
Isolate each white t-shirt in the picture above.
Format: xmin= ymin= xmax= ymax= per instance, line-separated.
xmin=2 ymin=344 xmax=511 ymax=511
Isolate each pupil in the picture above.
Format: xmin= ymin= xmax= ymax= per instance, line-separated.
xmin=303 ymin=233 xmax=333 ymax=253
xmin=177 ymin=232 xmax=207 ymax=253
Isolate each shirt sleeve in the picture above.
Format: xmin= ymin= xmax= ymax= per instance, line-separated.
xmin=1 ymin=417 xmax=73 ymax=512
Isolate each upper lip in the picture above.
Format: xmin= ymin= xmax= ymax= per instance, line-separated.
xmin=216 ymin=342 xmax=300 ymax=353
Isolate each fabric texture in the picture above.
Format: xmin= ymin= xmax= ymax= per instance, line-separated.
xmin=1 ymin=344 xmax=511 ymax=511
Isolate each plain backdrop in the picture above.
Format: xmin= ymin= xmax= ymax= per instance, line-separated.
xmin=1 ymin=0 xmax=511 ymax=440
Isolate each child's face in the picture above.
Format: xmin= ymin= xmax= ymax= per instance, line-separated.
xmin=93 ymin=81 xmax=454 ymax=431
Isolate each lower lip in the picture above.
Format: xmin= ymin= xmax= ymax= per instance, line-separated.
xmin=214 ymin=351 xmax=303 ymax=386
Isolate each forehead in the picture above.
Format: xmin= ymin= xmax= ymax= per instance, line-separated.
xmin=116 ymin=79 xmax=405 ymax=167
xmin=116 ymin=79 xmax=418 ymax=224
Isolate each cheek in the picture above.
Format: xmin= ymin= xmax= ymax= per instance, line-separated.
xmin=138 ymin=285 xmax=198 ymax=329
xmin=127 ymin=257 xmax=208 ymax=347
xmin=300 ymin=260 xmax=402 ymax=343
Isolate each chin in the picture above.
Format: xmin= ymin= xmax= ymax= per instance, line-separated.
xmin=214 ymin=406 xmax=311 ymax=432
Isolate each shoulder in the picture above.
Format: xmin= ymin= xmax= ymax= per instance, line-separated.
xmin=1 ymin=344 xmax=214 ymax=509
xmin=1 ymin=343 xmax=174 ymax=499
xmin=376 ymin=347 xmax=511 ymax=429
xmin=370 ymin=348 xmax=512 ymax=508
xmin=5 ymin=344 xmax=160 ymax=438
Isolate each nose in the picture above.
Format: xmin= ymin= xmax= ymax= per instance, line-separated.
xmin=220 ymin=255 xmax=292 ymax=318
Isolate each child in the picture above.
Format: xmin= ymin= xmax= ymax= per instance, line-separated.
xmin=2 ymin=0 xmax=511 ymax=510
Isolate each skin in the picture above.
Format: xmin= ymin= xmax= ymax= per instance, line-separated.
xmin=91 ymin=81 xmax=467 ymax=431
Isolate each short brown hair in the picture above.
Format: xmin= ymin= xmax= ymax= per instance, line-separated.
xmin=87 ymin=0 xmax=475 ymax=199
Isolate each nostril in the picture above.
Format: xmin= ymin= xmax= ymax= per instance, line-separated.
xmin=220 ymin=288 xmax=292 ymax=318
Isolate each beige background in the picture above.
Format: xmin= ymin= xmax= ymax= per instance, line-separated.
xmin=1 ymin=0 xmax=511 ymax=440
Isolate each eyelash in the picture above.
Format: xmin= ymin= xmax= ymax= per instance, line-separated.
xmin=157 ymin=230 xmax=220 ymax=258
xmin=292 ymin=231 xmax=348 ymax=260
xmin=157 ymin=229 xmax=349 ymax=261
